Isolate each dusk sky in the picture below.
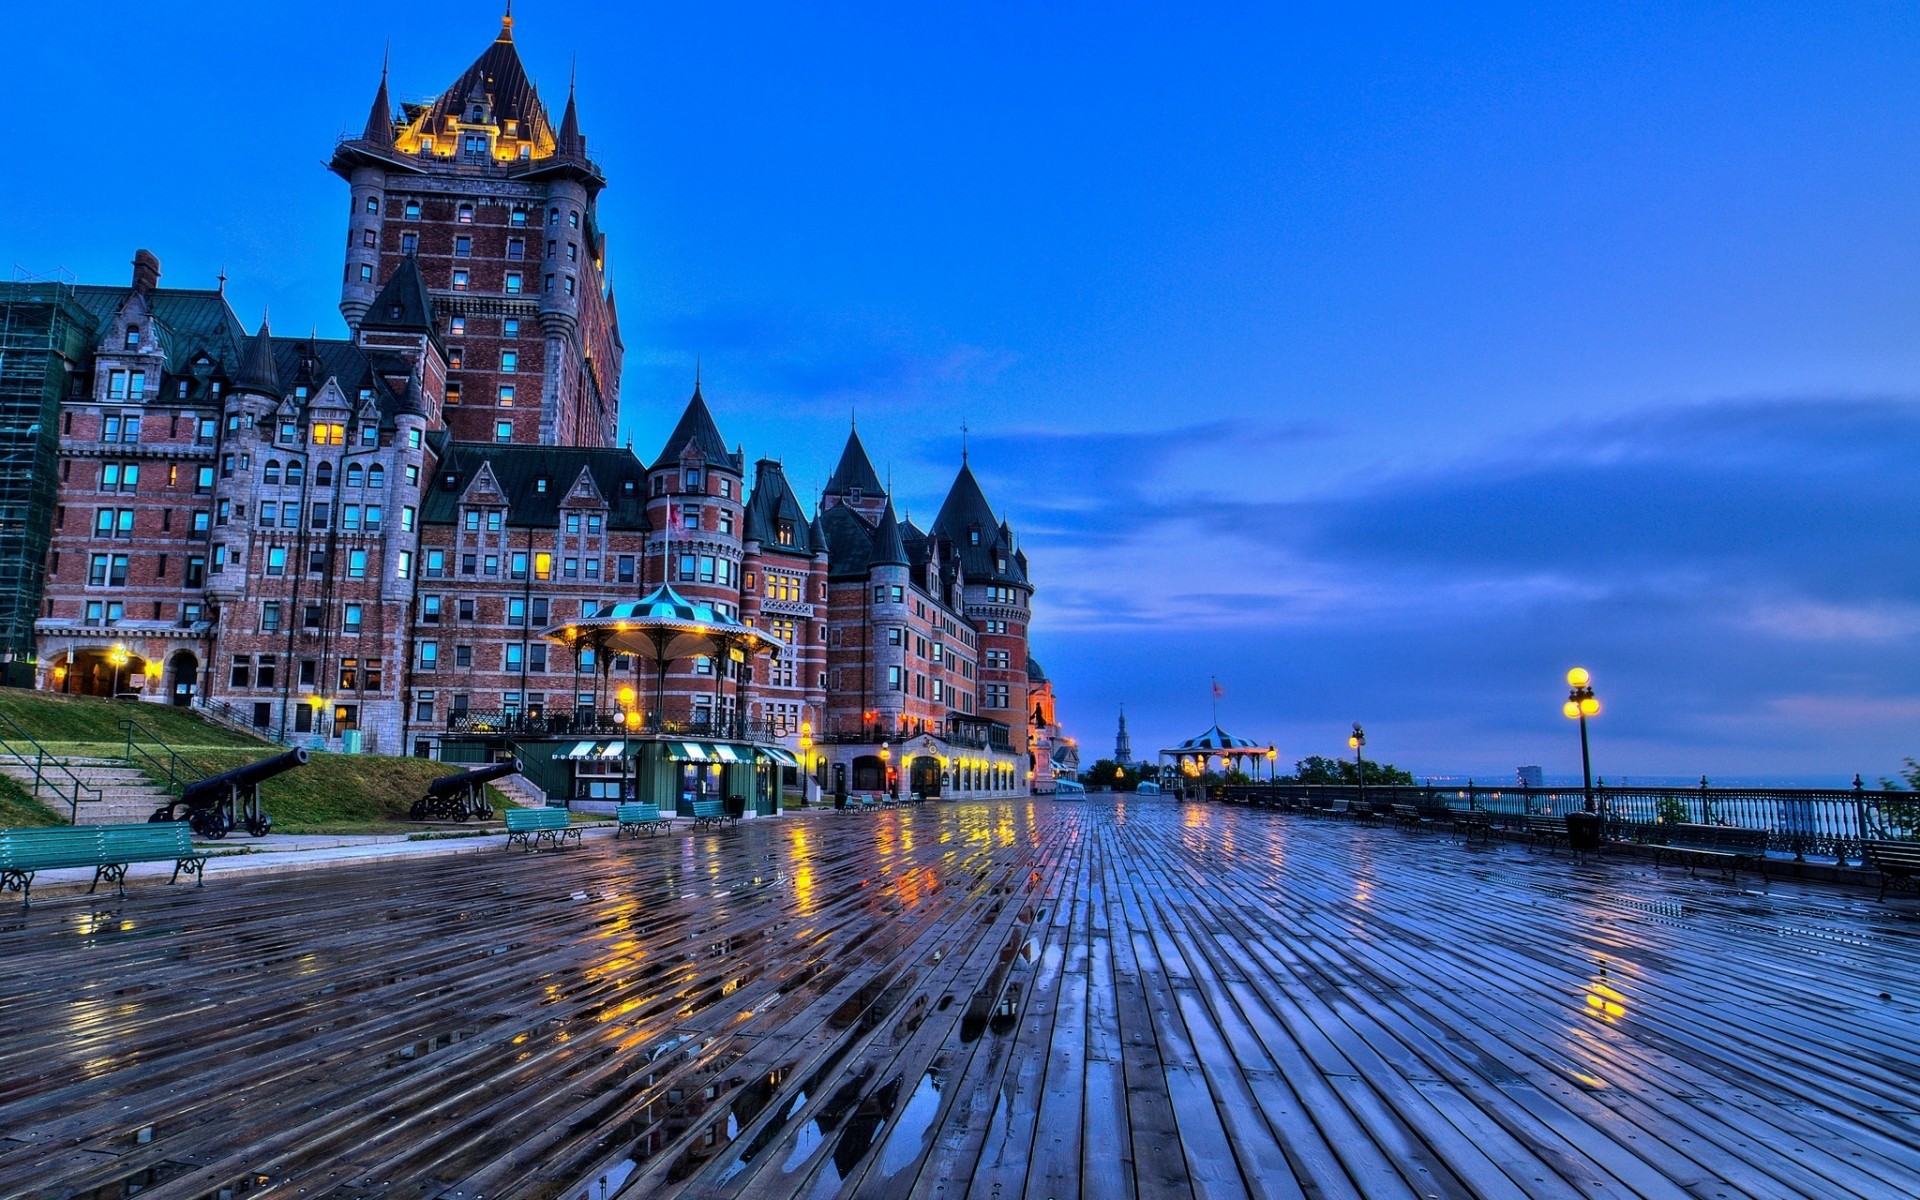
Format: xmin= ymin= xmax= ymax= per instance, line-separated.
xmin=10 ymin=2 xmax=1917 ymax=782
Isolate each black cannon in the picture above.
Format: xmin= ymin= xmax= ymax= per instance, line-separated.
xmin=149 ymin=747 xmax=308 ymax=839
xmin=409 ymin=758 xmax=519 ymax=822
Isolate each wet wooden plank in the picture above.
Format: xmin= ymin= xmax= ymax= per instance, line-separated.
xmin=0 ymin=800 xmax=1916 ymax=1200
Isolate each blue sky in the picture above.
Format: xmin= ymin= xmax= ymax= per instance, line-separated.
xmin=10 ymin=2 xmax=1918 ymax=781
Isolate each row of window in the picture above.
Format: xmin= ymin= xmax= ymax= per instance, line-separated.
xmin=391 ymin=199 xmax=580 ymax=230
xmin=419 ymin=548 xmax=630 ymax=583
xmin=75 ymin=598 xmax=202 ymax=626
xmin=259 ymin=460 xmax=388 ymax=488
xmin=256 ymin=501 xmax=405 ymax=532
xmin=446 ymin=348 xmax=520 ymax=373
xmin=83 ymin=552 xmax=207 ymax=589
xmin=263 ymin=545 xmax=412 ymax=580
xmin=653 ymin=467 xmax=736 ymax=498
xmin=447 ymin=269 xmax=576 ymax=298
xmin=445 ymin=315 xmax=519 ymax=339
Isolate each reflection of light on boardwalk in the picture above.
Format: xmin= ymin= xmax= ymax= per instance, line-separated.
xmin=1 ymin=801 xmax=1916 ymax=1198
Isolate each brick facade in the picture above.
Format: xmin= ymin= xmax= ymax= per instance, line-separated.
xmin=30 ymin=14 xmax=1055 ymax=797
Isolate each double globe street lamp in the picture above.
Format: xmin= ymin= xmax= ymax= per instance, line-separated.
xmin=1348 ymin=722 xmax=1367 ymax=809
xmin=1563 ymin=668 xmax=1600 ymax=812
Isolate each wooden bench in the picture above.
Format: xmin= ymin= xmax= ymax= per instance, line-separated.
xmin=1390 ymin=803 xmax=1429 ymax=831
xmin=615 ymin=802 xmax=670 ymax=838
xmin=1452 ymin=810 xmax=1493 ymax=845
xmin=1524 ymin=815 xmax=1570 ymax=854
xmin=1653 ymin=823 xmax=1769 ymax=881
xmin=691 ymin=799 xmax=734 ymax=830
xmin=1862 ymin=840 xmax=1920 ymax=901
xmin=0 ymin=822 xmax=207 ymax=908
xmin=504 ymin=807 xmax=580 ymax=853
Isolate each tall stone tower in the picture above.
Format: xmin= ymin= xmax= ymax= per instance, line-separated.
xmin=329 ymin=12 xmax=622 ymax=449
xmin=933 ymin=458 xmax=1033 ymax=754
xmin=1115 ymin=705 xmax=1132 ymax=766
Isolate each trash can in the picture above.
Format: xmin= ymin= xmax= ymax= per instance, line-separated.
xmin=1565 ymin=811 xmax=1603 ymax=853
xmin=725 ymin=793 xmax=746 ymax=821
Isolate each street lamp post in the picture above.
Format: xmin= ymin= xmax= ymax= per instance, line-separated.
xmin=107 ymin=644 xmax=130 ymax=700
xmin=1348 ymin=722 xmax=1367 ymax=811
xmin=879 ymin=741 xmax=892 ymax=801
xmin=1563 ymin=667 xmax=1600 ymax=812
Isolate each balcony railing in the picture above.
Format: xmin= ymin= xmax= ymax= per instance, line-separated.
xmin=820 ymin=716 xmax=1013 ymax=752
xmin=446 ymin=708 xmax=780 ymax=743
xmin=1215 ymin=780 xmax=1919 ymax=866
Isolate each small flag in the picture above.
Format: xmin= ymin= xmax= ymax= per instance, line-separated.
xmin=1211 ymin=678 xmax=1225 ymax=700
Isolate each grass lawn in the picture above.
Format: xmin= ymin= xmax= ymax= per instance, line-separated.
xmin=162 ymin=747 xmax=522 ymax=834
xmin=0 ymin=773 xmax=65 ymax=827
xmin=0 ymin=691 xmax=262 ymax=750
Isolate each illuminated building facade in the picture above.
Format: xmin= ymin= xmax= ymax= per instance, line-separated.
xmin=29 ymin=14 xmax=1060 ymax=803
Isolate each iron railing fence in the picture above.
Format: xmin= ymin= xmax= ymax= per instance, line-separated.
xmin=447 ymin=708 xmax=781 ymax=743
xmin=1217 ymin=781 xmax=1919 ymax=866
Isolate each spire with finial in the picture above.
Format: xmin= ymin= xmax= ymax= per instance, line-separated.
xmin=361 ymin=45 xmax=396 ymax=146
xmin=499 ymin=0 xmax=514 ymax=41
xmin=961 ymin=420 xmax=969 ymax=462
xmin=556 ymin=58 xmax=584 ymax=155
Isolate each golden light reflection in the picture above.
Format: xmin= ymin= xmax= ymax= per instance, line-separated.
xmin=1585 ymin=983 xmax=1627 ymax=1021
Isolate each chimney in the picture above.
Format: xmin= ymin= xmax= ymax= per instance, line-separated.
xmin=130 ymin=249 xmax=161 ymax=296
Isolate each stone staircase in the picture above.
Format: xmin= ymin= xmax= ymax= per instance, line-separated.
xmin=490 ymin=771 xmax=551 ymax=808
xmin=0 ymin=754 xmax=177 ymax=825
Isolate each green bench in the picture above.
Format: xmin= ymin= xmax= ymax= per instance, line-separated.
xmin=1862 ymin=840 xmax=1920 ymax=901
xmin=1389 ymin=803 xmax=1429 ymax=831
xmin=1452 ymin=810 xmax=1494 ymax=845
xmin=690 ymin=799 xmax=734 ymax=830
xmin=0 ymin=822 xmax=207 ymax=908
xmin=616 ymin=802 xmax=671 ymax=838
xmin=504 ymin=807 xmax=580 ymax=852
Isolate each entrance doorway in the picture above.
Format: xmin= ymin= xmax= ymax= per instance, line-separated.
xmin=168 ymin=651 xmax=199 ymax=707
xmin=910 ymin=755 xmax=942 ymax=798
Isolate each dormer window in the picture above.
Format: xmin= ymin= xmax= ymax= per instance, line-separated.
xmin=470 ymin=105 xmax=485 ymax=121
xmin=123 ymin=326 xmax=140 ymax=349
xmin=969 ymin=526 xmax=981 ymax=545
xmin=535 ymin=477 xmax=548 ymax=493
xmin=387 ymin=304 xmax=402 ymax=320
xmin=683 ymin=468 xmax=701 ymax=491
xmin=777 ymin=520 xmax=794 ymax=547
xmin=848 ymin=486 xmax=862 ymax=503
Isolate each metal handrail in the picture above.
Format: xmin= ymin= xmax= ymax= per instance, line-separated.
xmin=0 ymin=709 xmax=103 ymax=822
xmin=1220 ymin=780 xmax=1920 ymax=865
xmin=118 ymin=718 xmax=208 ymax=801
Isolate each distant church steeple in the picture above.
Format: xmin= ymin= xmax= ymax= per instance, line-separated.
xmin=1115 ymin=705 xmax=1132 ymax=766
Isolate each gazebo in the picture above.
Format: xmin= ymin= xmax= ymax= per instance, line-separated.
xmin=1159 ymin=724 xmax=1277 ymax=782
xmin=540 ymin=582 xmax=793 ymax=816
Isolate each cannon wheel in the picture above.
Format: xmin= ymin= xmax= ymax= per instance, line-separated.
xmin=245 ymin=814 xmax=273 ymax=838
xmin=409 ymin=799 xmax=429 ymax=821
xmin=192 ymin=808 xmax=231 ymax=839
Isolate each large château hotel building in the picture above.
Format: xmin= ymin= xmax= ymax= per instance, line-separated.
xmin=6 ymin=14 xmax=1067 ymax=805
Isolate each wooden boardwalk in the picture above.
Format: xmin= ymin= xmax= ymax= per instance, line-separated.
xmin=1 ymin=800 xmax=1917 ymax=1200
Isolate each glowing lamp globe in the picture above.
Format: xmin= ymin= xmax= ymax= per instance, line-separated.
xmin=1563 ymin=700 xmax=1581 ymax=719
xmin=1567 ymin=667 xmax=1591 ymax=688
xmin=1579 ymin=696 xmax=1601 ymax=717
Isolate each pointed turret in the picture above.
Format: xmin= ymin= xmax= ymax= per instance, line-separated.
xmin=361 ymin=59 xmax=396 ymax=147
xmin=396 ymin=368 xmax=430 ymax=417
xmin=825 ymin=426 xmax=884 ymax=498
xmin=556 ymin=76 xmax=584 ymax=156
xmin=871 ymin=502 xmax=909 ymax=567
xmin=360 ymin=256 xmax=437 ymax=334
xmin=236 ymin=314 xmax=280 ymax=397
xmin=653 ymin=381 xmax=736 ymax=472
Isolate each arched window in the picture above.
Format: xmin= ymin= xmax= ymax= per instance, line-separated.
xmin=346 ymin=463 xmax=364 ymax=488
xmin=367 ymin=464 xmax=385 ymax=489
xmin=456 ymin=203 xmax=475 ymax=224
xmin=285 ymin=460 xmax=304 ymax=486
xmin=263 ymin=460 xmax=280 ymax=485
xmin=315 ymin=461 xmax=333 ymax=487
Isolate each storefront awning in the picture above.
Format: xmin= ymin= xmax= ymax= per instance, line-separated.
xmin=758 ymin=745 xmax=800 ymax=768
xmin=562 ymin=741 xmax=598 ymax=759
xmin=563 ymin=740 xmax=641 ymax=760
xmin=666 ymin=741 xmax=755 ymax=764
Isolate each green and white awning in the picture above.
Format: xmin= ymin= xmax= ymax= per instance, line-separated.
xmin=562 ymin=740 xmax=641 ymax=759
xmin=757 ymin=745 xmax=801 ymax=768
xmin=667 ymin=741 xmax=749 ymax=764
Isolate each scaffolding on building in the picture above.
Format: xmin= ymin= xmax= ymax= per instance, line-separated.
xmin=0 ymin=267 xmax=90 ymax=683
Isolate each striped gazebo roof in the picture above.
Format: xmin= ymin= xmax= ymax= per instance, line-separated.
xmin=1162 ymin=724 xmax=1268 ymax=757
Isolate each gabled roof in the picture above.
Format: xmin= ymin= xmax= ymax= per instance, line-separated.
xmin=743 ymin=460 xmax=816 ymax=554
xmin=359 ymin=257 xmax=437 ymax=337
xmin=70 ymin=285 xmax=244 ymax=373
xmin=415 ymin=16 xmax=554 ymax=153
xmin=819 ymin=504 xmax=878 ymax=581
xmin=653 ymin=383 xmax=737 ymax=472
xmin=933 ymin=460 xmax=1029 ymax=586
xmin=825 ymin=427 xmax=884 ymax=497
xmin=423 ymin=443 xmax=650 ymax=530
xmin=871 ymin=502 xmax=909 ymax=567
